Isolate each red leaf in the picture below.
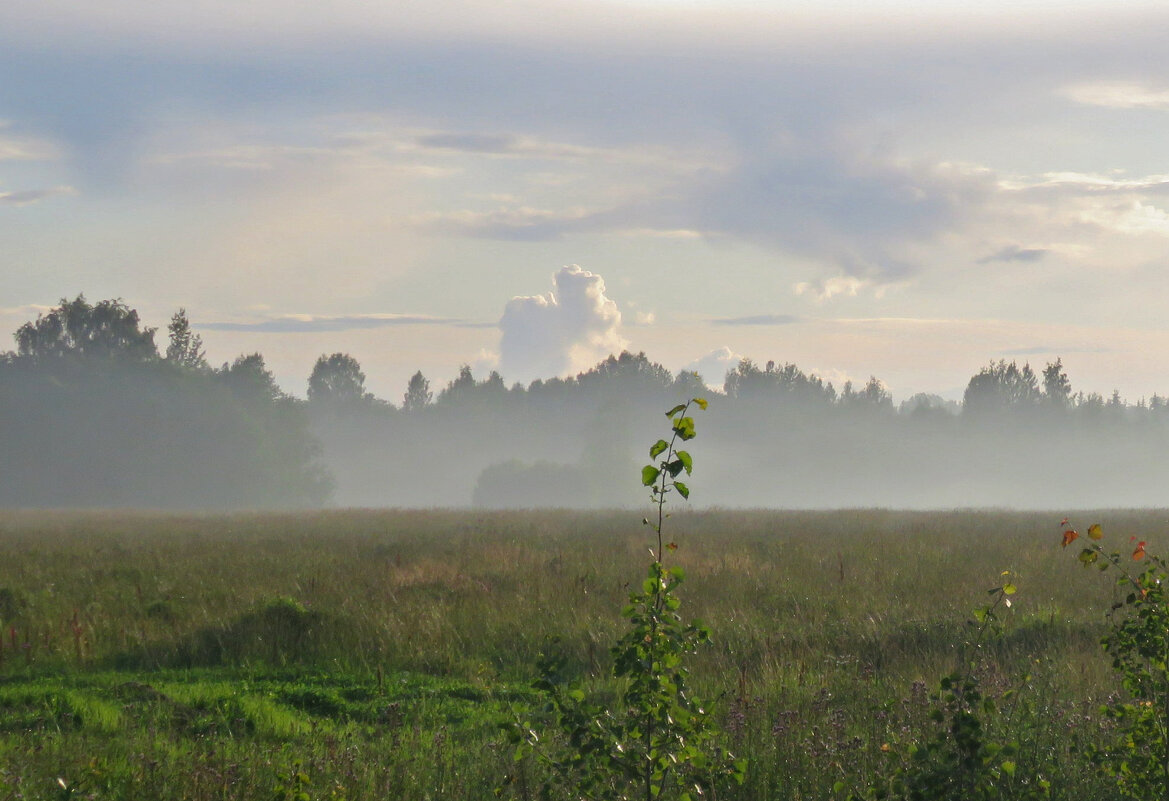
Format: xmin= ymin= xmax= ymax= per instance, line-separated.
xmin=1062 ymin=529 xmax=1079 ymax=548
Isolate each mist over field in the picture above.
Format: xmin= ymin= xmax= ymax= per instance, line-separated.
xmin=313 ymin=357 xmax=1169 ymax=511
xmin=3 ymin=296 xmax=1167 ymax=511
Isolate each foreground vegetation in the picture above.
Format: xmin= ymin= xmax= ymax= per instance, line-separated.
xmin=0 ymin=507 xmax=1161 ymax=799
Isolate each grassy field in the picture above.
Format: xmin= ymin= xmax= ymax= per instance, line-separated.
xmin=0 ymin=507 xmax=1161 ymax=799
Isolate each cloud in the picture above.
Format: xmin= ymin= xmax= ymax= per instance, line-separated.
xmin=998 ymin=346 xmax=1054 ymax=356
xmin=412 ymin=132 xmax=638 ymax=163
xmin=682 ymin=346 xmax=743 ymax=390
xmin=415 ymin=133 xmax=516 ymax=154
xmin=677 ymin=141 xmax=1000 ymax=296
xmin=711 ymin=314 xmax=801 ymax=326
xmin=8 ymin=0 xmax=1169 ymax=369
xmin=977 ymin=244 xmax=1048 ymax=264
xmin=1061 ymin=81 xmax=1169 ymax=109
xmin=793 ymin=275 xmax=867 ymax=301
xmin=1022 ymin=172 xmax=1169 ymax=192
xmin=1000 ymin=344 xmax=1110 ymax=356
xmin=0 ymin=303 xmax=55 ymax=317
xmin=0 ymin=125 xmax=58 ymax=161
xmin=1079 ymin=200 xmax=1169 ymax=237
xmin=412 ymin=206 xmax=600 ymax=242
xmin=617 ymin=228 xmax=705 ymax=239
xmin=497 ymin=264 xmax=627 ymax=385
xmin=198 ymin=313 xmax=470 ymax=333
xmin=0 ymin=186 xmax=75 ymax=205
xmin=809 ymin=366 xmax=854 ymax=390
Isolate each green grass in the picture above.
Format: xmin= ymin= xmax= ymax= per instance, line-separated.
xmin=0 ymin=508 xmax=1156 ymax=798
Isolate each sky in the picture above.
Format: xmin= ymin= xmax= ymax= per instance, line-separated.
xmin=2 ymin=0 xmax=1168 ymax=402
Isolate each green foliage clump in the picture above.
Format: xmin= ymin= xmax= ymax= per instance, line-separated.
xmin=0 ymin=586 xmax=27 ymax=622
xmin=1064 ymin=521 xmax=1169 ymax=800
xmin=851 ymin=574 xmax=1052 ymax=800
xmin=198 ymin=596 xmax=320 ymax=668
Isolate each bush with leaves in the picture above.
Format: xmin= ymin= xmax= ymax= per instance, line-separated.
xmin=1063 ymin=520 xmax=1169 ymax=800
xmin=508 ymin=398 xmax=745 ymax=801
xmin=849 ymin=572 xmax=1054 ymax=801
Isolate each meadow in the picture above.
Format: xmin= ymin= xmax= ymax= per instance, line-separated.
xmin=0 ymin=507 xmax=1159 ymax=800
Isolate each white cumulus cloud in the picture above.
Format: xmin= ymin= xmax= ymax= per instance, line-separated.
xmin=497 ymin=264 xmax=628 ymax=386
xmin=683 ymin=346 xmax=743 ymax=391
xmin=1061 ymin=81 xmax=1169 ymax=110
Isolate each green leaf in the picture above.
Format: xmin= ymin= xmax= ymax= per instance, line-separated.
xmin=666 ymin=459 xmax=685 ymax=478
xmin=642 ymin=465 xmax=661 ymax=486
xmin=649 ymin=439 xmax=669 ymax=459
xmin=1078 ymin=548 xmax=1099 ymax=566
xmin=673 ymin=416 xmax=696 ymax=441
xmin=1002 ymin=583 xmax=1017 ymax=595
xmin=676 ymin=450 xmax=693 ymax=475
xmin=1001 ymin=760 xmax=1016 ymax=777
xmin=665 ymin=403 xmax=687 ymax=418
xmin=674 ymin=481 xmax=690 ymax=499
xmin=693 ymin=397 xmax=708 ymax=410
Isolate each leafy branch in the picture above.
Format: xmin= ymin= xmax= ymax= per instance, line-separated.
xmin=1063 ymin=520 xmax=1169 ymax=800
xmin=507 ymin=397 xmax=744 ymax=801
xmin=642 ymin=398 xmax=707 ymax=563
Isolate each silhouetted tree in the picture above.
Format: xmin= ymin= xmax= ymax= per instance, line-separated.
xmin=308 ymin=353 xmax=371 ymax=407
xmin=480 ymin=370 xmax=507 ymax=397
xmin=435 ymin=365 xmax=511 ymax=410
xmin=165 ymin=308 xmax=207 ymax=370
xmin=723 ymin=358 xmax=761 ymax=399
xmin=841 ymin=376 xmax=893 ymax=411
xmin=437 ymin=365 xmax=476 ymax=406
xmin=577 ymin=351 xmax=673 ymax=393
xmin=672 ymin=370 xmax=708 ymax=397
xmin=218 ymin=353 xmax=284 ymax=402
xmin=899 ymin=393 xmax=959 ymax=417
xmin=402 ymin=370 xmax=432 ymax=412
xmin=724 ymin=358 xmax=835 ymax=407
xmin=1 ymin=302 xmax=331 ymax=509
xmin=1042 ymin=358 xmax=1071 ymax=409
xmin=16 ymin=295 xmax=157 ymax=363
xmin=963 ymin=360 xmax=1040 ymax=416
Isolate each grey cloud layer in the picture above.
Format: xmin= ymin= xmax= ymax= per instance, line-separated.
xmin=977 ymin=245 xmax=1049 ymax=264
xmin=0 ymin=188 xmax=70 ymax=205
xmin=712 ymin=314 xmax=802 ymax=326
xmin=3 ymin=2 xmax=1169 ymax=314
xmin=199 ymin=314 xmax=474 ymax=333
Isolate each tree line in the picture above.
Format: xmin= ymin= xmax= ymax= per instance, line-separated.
xmin=0 ymin=297 xmax=330 ymax=509
xmin=2 ymin=296 xmax=1167 ymax=509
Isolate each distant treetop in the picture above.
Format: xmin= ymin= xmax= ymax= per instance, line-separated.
xmin=15 ymin=295 xmax=158 ymax=363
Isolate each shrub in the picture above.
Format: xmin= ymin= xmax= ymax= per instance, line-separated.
xmin=509 ymin=398 xmax=745 ymax=800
